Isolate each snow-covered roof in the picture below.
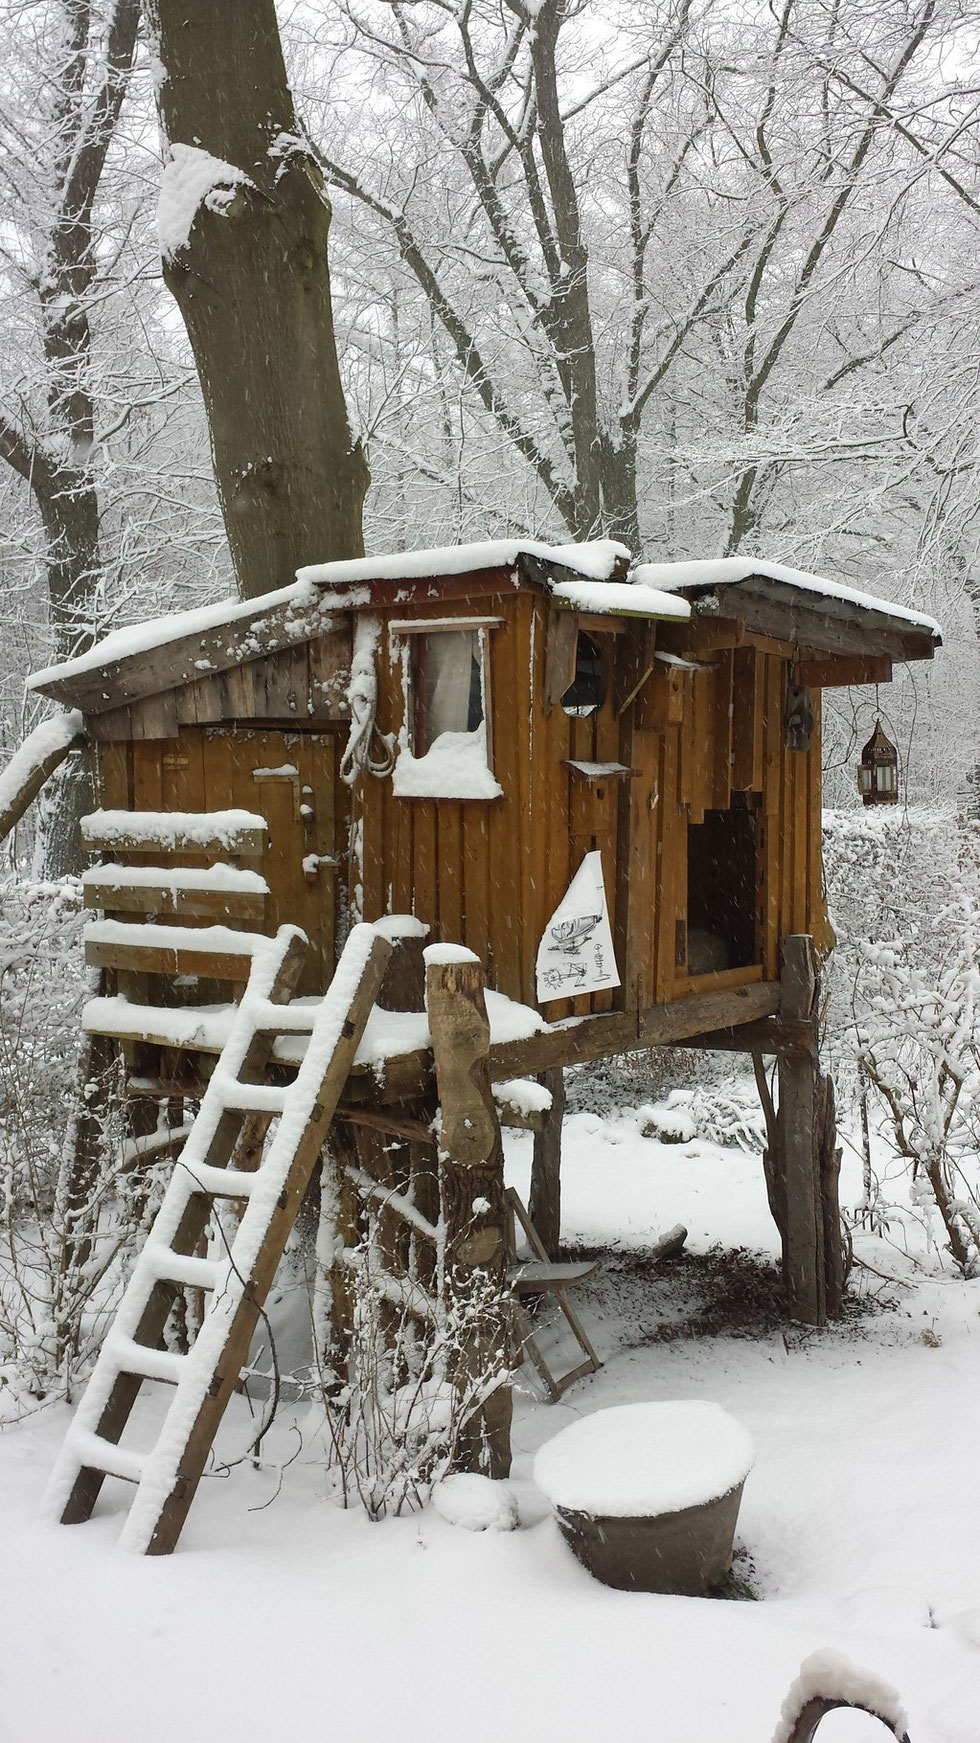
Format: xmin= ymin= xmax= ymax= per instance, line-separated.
xmin=27 ymin=538 xmax=686 ymax=711
xmin=631 ymin=557 xmax=941 ymax=641
xmin=27 ymin=575 xmax=341 ymax=697
xmin=297 ymin=536 xmax=632 ymax=590
xmin=28 ymin=540 xmax=939 ymax=718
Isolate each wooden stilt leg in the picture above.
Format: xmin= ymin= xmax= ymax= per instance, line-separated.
xmin=776 ymin=935 xmax=845 ymax=1326
xmin=425 ymin=947 xmax=511 ymax=1479
xmin=529 ymin=1066 xmax=564 ymax=1259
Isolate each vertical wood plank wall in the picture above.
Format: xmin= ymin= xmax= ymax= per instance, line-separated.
xmin=354 ymin=599 xmax=828 ymax=1011
xmin=94 ymin=602 xmax=830 ymax=1013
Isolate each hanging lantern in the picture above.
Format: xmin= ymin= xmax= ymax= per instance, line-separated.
xmin=858 ymin=719 xmax=899 ymax=806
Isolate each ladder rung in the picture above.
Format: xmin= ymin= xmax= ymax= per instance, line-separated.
xmin=173 ymin=1159 xmax=260 ymax=1199
xmin=110 ymin=1337 xmax=186 ymax=1385
xmin=142 ymin=1248 xmax=224 ymax=1290
xmin=68 ymin=1428 xmax=145 ymax=1485
xmin=250 ymin=998 xmax=319 ymax=1036
xmin=218 ymin=1081 xmax=287 ymax=1115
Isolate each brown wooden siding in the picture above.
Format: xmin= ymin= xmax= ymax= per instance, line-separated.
xmin=94 ymin=603 xmax=830 ymax=1013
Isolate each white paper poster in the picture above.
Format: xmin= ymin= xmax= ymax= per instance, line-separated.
xmin=536 ymin=850 xmax=621 ymax=1003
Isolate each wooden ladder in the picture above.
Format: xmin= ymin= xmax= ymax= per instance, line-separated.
xmin=45 ymin=921 xmax=392 ymax=1555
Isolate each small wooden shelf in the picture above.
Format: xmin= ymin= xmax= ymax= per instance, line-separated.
xmin=564 ymin=760 xmax=639 ymax=780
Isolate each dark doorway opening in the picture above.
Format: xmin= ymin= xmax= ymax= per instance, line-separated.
xmin=687 ymin=794 xmax=759 ymax=974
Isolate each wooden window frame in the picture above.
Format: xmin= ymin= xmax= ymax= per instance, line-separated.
xmin=389 ymin=617 xmax=502 ymax=766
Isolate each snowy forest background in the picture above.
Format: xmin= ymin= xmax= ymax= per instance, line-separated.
xmin=2 ymin=2 xmax=980 ymax=1404
xmin=2 ymin=0 xmax=979 ymax=806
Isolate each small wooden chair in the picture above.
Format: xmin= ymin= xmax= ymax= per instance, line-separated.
xmin=504 ymin=1187 xmax=601 ymax=1401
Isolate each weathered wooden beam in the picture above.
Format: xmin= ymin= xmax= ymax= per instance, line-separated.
xmin=613 ymin=620 xmax=658 ymax=716
xmin=780 ymin=934 xmax=818 ymax=1025
xmin=528 ymin=1067 xmax=565 ymax=1259
xmin=425 ymin=945 xmax=511 ymax=1478
xmin=82 ymin=878 xmax=267 ymax=924
xmin=33 ymin=596 xmax=351 ymax=716
xmin=777 ymin=936 xmax=824 ymax=1327
xmin=342 ymin=980 xmax=783 ymax=1103
xmin=84 ymin=936 xmax=255 ymax=982
xmin=335 ymin=1103 xmax=436 ymax=1145
xmin=792 ymin=655 xmax=892 ymax=689
xmin=657 ymin=617 xmax=746 ymax=657
xmin=376 ymin=915 xmax=428 ymax=1011
xmin=543 ymin=606 xmax=578 ymax=714
xmin=663 ymin=1016 xmax=814 ymax=1054
xmin=81 ymin=813 xmax=267 ymax=858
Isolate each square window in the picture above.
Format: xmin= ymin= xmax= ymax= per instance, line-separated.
xmin=413 ymin=629 xmax=484 ymax=755
xmin=390 ymin=621 xmax=502 ymax=800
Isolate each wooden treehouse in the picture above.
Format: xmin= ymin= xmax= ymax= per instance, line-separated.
xmin=17 ymin=536 xmax=939 ymax=1552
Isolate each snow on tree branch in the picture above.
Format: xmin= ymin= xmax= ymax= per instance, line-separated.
xmin=157 ymin=144 xmax=254 ymax=261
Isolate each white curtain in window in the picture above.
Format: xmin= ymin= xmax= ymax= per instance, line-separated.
xmin=425 ymin=631 xmax=479 ymax=743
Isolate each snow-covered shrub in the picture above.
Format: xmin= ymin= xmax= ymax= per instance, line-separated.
xmin=638 ymin=1084 xmax=767 ymax=1151
xmin=311 ymin=1239 xmax=511 ymax=1519
xmin=0 ymin=876 xmax=88 ymax=1211
xmin=0 ymin=874 xmax=139 ymax=1403
xmin=824 ymin=811 xmax=980 ymax=1273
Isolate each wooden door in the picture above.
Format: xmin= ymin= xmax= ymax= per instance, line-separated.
xmin=199 ymin=727 xmax=341 ymax=992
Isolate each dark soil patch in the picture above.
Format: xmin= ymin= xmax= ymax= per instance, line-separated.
xmin=709 ymin=1545 xmax=761 ymax=1602
xmin=560 ymin=1241 xmax=889 ymax=1347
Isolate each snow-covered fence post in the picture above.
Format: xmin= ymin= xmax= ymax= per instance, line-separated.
xmin=425 ymin=945 xmax=512 ymax=1478
xmin=776 ymin=936 xmax=844 ymax=1325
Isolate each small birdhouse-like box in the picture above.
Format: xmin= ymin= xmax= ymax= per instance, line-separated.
xmin=858 ymin=719 xmax=899 ymax=806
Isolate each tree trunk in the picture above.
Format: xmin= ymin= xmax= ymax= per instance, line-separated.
xmin=146 ymin=0 xmax=370 ymax=598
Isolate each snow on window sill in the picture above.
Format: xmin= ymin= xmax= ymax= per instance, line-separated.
xmin=391 ymin=727 xmax=503 ymax=802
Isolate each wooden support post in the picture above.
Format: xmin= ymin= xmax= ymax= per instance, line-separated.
xmin=528 ymin=1067 xmax=565 ymax=1259
xmin=819 ymin=1071 xmax=846 ymax=1317
xmin=315 ymin=1116 xmax=361 ymax=1387
xmin=777 ymin=936 xmax=822 ymax=1325
xmin=776 ymin=935 xmax=843 ymax=1326
xmin=376 ymin=914 xmax=429 ymax=1011
xmin=425 ymin=945 xmax=511 ymax=1478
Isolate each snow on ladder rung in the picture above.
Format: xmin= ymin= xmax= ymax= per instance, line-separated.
xmin=142 ymin=1247 xmax=225 ymax=1291
xmin=217 ymin=1080 xmax=287 ymax=1115
xmin=108 ymin=1337 xmax=186 ymax=1386
xmin=68 ymin=1429 xmax=145 ymax=1485
xmin=249 ymin=997 xmax=319 ymax=1035
xmin=172 ymin=1159 xmax=261 ymax=1200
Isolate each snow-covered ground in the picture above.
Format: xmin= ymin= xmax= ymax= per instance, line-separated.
xmin=1 ymin=1098 xmax=978 ymax=1742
